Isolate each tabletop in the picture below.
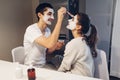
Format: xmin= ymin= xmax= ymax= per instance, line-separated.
xmin=0 ymin=60 xmax=102 ymax=80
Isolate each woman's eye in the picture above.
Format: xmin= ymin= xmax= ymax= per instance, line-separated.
xmin=72 ymin=18 xmax=74 ymax=21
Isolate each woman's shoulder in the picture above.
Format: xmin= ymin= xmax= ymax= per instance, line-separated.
xmin=68 ymin=37 xmax=83 ymax=44
xmin=66 ymin=37 xmax=84 ymax=49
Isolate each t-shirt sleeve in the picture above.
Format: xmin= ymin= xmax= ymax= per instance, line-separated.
xmin=26 ymin=27 xmax=42 ymax=43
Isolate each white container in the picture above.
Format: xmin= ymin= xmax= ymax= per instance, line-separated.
xmin=15 ymin=62 xmax=23 ymax=79
xmin=58 ymin=39 xmax=64 ymax=43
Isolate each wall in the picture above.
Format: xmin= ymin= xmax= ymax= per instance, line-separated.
xmin=0 ymin=0 xmax=38 ymax=61
xmin=32 ymin=0 xmax=39 ymax=23
xmin=79 ymin=0 xmax=86 ymax=13
xmin=86 ymin=0 xmax=114 ymax=61
xmin=110 ymin=0 xmax=120 ymax=78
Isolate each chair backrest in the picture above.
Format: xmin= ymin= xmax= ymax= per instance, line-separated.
xmin=11 ymin=46 xmax=25 ymax=64
xmin=94 ymin=49 xmax=109 ymax=80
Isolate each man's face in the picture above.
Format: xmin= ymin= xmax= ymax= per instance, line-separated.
xmin=66 ymin=15 xmax=78 ymax=30
xmin=43 ymin=8 xmax=54 ymax=25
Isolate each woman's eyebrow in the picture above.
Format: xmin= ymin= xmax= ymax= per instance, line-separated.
xmin=67 ymin=11 xmax=74 ymax=18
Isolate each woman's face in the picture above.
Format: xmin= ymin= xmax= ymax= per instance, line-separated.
xmin=66 ymin=15 xmax=78 ymax=30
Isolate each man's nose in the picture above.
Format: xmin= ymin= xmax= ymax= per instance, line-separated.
xmin=51 ymin=15 xmax=54 ymax=20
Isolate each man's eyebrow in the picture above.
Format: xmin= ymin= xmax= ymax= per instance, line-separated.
xmin=47 ymin=12 xmax=54 ymax=14
xmin=67 ymin=11 xmax=74 ymax=18
xmin=48 ymin=11 xmax=54 ymax=13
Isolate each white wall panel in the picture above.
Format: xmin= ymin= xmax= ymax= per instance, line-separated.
xmin=110 ymin=0 xmax=120 ymax=78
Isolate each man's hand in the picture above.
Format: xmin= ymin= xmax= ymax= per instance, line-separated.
xmin=55 ymin=41 xmax=65 ymax=50
xmin=46 ymin=41 xmax=64 ymax=54
xmin=57 ymin=7 xmax=67 ymax=21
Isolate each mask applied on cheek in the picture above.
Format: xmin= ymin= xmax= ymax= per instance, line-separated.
xmin=43 ymin=15 xmax=51 ymax=25
xmin=66 ymin=21 xmax=76 ymax=30
xmin=66 ymin=11 xmax=77 ymax=30
xmin=43 ymin=8 xmax=54 ymax=25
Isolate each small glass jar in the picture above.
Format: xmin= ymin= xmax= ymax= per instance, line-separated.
xmin=27 ymin=65 xmax=36 ymax=80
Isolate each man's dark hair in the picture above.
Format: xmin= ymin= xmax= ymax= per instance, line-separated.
xmin=35 ymin=3 xmax=54 ymax=20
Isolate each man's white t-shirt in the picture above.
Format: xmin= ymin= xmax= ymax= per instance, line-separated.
xmin=23 ymin=23 xmax=51 ymax=67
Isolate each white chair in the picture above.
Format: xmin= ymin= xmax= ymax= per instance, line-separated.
xmin=94 ymin=49 xmax=109 ymax=80
xmin=11 ymin=46 xmax=25 ymax=64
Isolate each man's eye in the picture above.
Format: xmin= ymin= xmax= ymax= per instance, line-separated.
xmin=47 ymin=12 xmax=52 ymax=16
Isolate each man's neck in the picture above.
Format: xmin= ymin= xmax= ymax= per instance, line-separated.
xmin=37 ymin=21 xmax=47 ymax=33
xmin=37 ymin=21 xmax=48 ymax=35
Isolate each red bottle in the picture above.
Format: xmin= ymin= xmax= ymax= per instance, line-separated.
xmin=27 ymin=66 xmax=36 ymax=80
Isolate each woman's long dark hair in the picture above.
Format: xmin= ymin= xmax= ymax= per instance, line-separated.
xmin=77 ymin=13 xmax=97 ymax=57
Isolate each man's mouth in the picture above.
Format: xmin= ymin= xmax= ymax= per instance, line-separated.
xmin=48 ymin=18 xmax=54 ymax=22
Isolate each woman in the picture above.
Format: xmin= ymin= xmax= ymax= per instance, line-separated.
xmin=58 ymin=12 xmax=97 ymax=77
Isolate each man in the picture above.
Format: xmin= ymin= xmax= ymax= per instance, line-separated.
xmin=23 ymin=3 xmax=66 ymax=67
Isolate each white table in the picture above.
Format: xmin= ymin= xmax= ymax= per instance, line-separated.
xmin=0 ymin=60 xmax=101 ymax=80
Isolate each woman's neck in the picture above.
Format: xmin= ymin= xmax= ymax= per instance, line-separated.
xmin=72 ymin=30 xmax=82 ymax=38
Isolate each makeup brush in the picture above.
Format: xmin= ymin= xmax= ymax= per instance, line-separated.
xmin=67 ymin=11 xmax=74 ymax=18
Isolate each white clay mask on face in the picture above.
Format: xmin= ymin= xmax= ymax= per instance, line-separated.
xmin=66 ymin=15 xmax=78 ymax=30
xmin=43 ymin=8 xmax=54 ymax=25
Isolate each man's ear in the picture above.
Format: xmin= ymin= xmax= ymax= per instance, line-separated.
xmin=38 ymin=12 xmax=42 ymax=18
